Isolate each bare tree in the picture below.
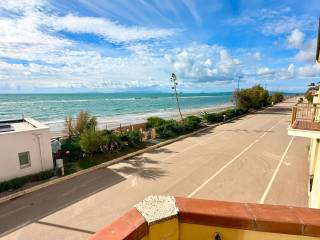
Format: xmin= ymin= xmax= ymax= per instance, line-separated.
xmin=170 ymin=73 xmax=183 ymax=121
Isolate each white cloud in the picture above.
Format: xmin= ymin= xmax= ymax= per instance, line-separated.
xmin=257 ymin=67 xmax=274 ymax=76
xmin=261 ymin=16 xmax=313 ymax=36
xmin=52 ymin=14 xmax=175 ymax=43
xmin=254 ymin=52 xmax=262 ymax=61
xmin=296 ymin=64 xmax=320 ymax=77
xmin=166 ymin=44 xmax=241 ymax=82
xmin=0 ymin=0 xmax=179 ymax=91
xmin=269 ymin=63 xmax=320 ymax=81
xmin=295 ymin=38 xmax=317 ymax=62
xmin=287 ymin=29 xmax=305 ymax=48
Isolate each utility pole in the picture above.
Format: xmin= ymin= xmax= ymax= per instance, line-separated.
xmin=170 ymin=73 xmax=183 ymax=121
xmin=237 ymin=75 xmax=242 ymax=90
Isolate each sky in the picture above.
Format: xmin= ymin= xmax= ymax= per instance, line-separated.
xmin=0 ymin=0 xmax=319 ymax=93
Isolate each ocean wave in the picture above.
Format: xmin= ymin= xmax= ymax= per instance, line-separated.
xmin=104 ymin=95 xmax=222 ymax=101
xmin=0 ymin=99 xmax=97 ymax=105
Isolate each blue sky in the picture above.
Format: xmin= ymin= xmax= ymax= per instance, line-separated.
xmin=0 ymin=0 xmax=319 ymax=93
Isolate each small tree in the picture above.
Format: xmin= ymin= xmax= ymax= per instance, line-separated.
xmin=233 ymin=85 xmax=269 ymax=111
xmin=79 ymin=131 xmax=103 ymax=156
xmin=64 ymin=115 xmax=75 ymax=138
xmin=87 ymin=116 xmax=98 ymax=131
xmin=270 ymin=93 xmax=284 ymax=104
xmin=65 ymin=110 xmax=98 ymax=137
xmin=76 ymin=110 xmax=90 ymax=134
xmin=305 ymin=91 xmax=313 ymax=103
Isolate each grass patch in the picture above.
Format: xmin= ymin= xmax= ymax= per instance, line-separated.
xmin=0 ymin=170 xmax=54 ymax=193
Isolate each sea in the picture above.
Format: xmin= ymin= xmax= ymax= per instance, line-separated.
xmin=0 ymin=92 xmax=234 ymax=134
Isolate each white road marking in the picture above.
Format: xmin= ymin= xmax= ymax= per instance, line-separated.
xmin=187 ymin=117 xmax=285 ymax=198
xmin=259 ymin=136 xmax=295 ymax=204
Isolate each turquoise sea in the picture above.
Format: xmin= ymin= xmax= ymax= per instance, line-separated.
xmin=0 ymin=92 xmax=233 ymax=132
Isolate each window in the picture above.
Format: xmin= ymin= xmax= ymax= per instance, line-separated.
xmin=18 ymin=151 xmax=31 ymax=168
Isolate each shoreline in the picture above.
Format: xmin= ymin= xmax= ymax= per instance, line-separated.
xmin=48 ymin=103 xmax=234 ymax=137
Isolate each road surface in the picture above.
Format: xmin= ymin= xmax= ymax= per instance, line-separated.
xmin=0 ymin=98 xmax=309 ymax=240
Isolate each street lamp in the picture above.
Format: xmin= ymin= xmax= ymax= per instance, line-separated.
xmin=237 ymin=75 xmax=243 ymax=90
xmin=170 ymin=73 xmax=183 ymax=121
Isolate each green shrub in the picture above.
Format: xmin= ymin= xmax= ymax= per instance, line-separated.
xmin=203 ymin=112 xmax=224 ymax=123
xmin=0 ymin=170 xmax=54 ymax=193
xmin=156 ymin=120 xmax=180 ymax=139
xmin=233 ymin=85 xmax=269 ymax=111
xmin=79 ymin=131 xmax=104 ymax=155
xmin=79 ymin=159 xmax=95 ymax=169
xmin=147 ymin=117 xmax=166 ymax=128
xmin=305 ymin=91 xmax=313 ymax=103
xmin=183 ymin=116 xmax=202 ymax=131
xmin=203 ymin=108 xmax=245 ymax=123
xmin=102 ymin=132 xmax=123 ymax=152
xmin=222 ymin=109 xmax=245 ymax=119
xmin=64 ymin=163 xmax=78 ymax=175
xmin=270 ymin=93 xmax=284 ymax=104
xmin=61 ymin=138 xmax=82 ymax=161
xmin=38 ymin=170 xmax=54 ymax=180
xmin=122 ymin=130 xmax=143 ymax=147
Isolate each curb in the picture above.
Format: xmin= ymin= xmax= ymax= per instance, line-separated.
xmin=0 ymin=113 xmax=248 ymax=205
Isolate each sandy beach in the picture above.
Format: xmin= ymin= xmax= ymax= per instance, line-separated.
xmin=49 ymin=103 xmax=233 ymax=137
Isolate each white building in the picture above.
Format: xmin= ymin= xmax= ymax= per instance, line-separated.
xmin=0 ymin=118 xmax=53 ymax=182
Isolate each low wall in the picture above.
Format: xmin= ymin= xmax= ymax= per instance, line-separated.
xmin=89 ymin=196 xmax=320 ymax=240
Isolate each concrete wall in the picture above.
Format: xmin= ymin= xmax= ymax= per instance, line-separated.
xmin=308 ymin=93 xmax=320 ymax=208
xmin=179 ymin=224 xmax=319 ymax=240
xmin=0 ymin=127 xmax=53 ymax=182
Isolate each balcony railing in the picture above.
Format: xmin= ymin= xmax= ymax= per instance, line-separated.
xmin=291 ymin=103 xmax=320 ymax=132
xmin=291 ymin=103 xmax=320 ymax=124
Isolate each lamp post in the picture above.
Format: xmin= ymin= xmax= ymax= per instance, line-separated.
xmin=170 ymin=73 xmax=183 ymax=121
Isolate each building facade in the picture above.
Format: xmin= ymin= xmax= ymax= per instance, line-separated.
xmin=287 ymin=19 xmax=320 ymax=209
xmin=0 ymin=118 xmax=53 ymax=182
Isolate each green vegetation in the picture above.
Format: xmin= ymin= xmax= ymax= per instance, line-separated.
xmin=146 ymin=117 xmax=166 ymax=128
xmin=0 ymin=170 xmax=54 ymax=193
xmin=61 ymin=138 xmax=82 ymax=161
xmin=270 ymin=92 xmax=284 ymax=104
xmin=305 ymin=92 xmax=313 ymax=103
xmin=121 ymin=130 xmax=143 ymax=147
xmin=305 ymin=83 xmax=316 ymax=103
xmin=64 ymin=110 xmax=98 ymax=138
xmin=79 ymin=131 xmax=104 ymax=156
xmin=203 ymin=108 xmax=246 ymax=124
xmin=1 ymin=87 xmax=285 ymax=194
xmin=60 ymin=111 xmax=145 ymax=175
xmin=147 ymin=115 xmax=202 ymax=139
xmin=233 ymin=85 xmax=270 ymax=111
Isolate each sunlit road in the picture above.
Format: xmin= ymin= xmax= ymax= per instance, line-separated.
xmin=0 ymin=98 xmax=309 ymax=240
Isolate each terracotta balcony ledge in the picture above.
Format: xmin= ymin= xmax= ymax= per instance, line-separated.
xmin=89 ymin=196 xmax=320 ymax=240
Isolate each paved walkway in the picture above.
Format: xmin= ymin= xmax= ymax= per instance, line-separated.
xmin=0 ymin=99 xmax=309 ymax=240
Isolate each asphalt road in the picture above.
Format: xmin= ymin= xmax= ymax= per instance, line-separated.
xmin=0 ymin=98 xmax=309 ymax=240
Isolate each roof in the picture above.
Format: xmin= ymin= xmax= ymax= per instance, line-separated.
xmin=0 ymin=118 xmax=49 ymax=134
